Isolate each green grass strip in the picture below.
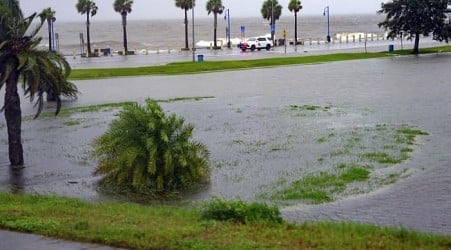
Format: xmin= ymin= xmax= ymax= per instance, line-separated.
xmin=0 ymin=193 xmax=449 ymax=249
xmin=69 ymin=45 xmax=451 ymax=80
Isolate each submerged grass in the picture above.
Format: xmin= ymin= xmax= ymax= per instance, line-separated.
xmin=31 ymin=102 xmax=134 ymax=119
xmin=0 ymin=193 xmax=449 ymax=249
xmin=360 ymin=152 xmax=407 ymax=164
xmin=275 ymin=165 xmax=371 ymax=204
xmin=274 ymin=124 xmax=429 ymax=204
xmin=24 ymin=97 xmax=214 ymax=120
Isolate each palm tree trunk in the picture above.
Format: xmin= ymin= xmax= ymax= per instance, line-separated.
xmin=271 ymin=19 xmax=275 ymax=45
xmin=294 ymin=12 xmax=298 ymax=45
xmin=213 ymin=14 xmax=217 ymax=48
xmin=184 ymin=9 xmax=189 ymax=50
xmin=4 ymin=71 xmax=24 ymax=166
xmin=86 ymin=13 xmax=92 ymax=56
xmin=47 ymin=19 xmax=52 ymax=51
xmin=413 ymin=32 xmax=420 ymax=54
xmin=122 ymin=13 xmax=128 ymax=52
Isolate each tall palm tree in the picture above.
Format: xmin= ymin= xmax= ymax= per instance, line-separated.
xmin=113 ymin=0 xmax=133 ymax=54
xmin=39 ymin=8 xmax=58 ymax=101
xmin=76 ymin=0 xmax=98 ymax=57
xmin=175 ymin=0 xmax=195 ymax=50
xmin=288 ymin=0 xmax=302 ymax=45
xmin=206 ymin=0 xmax=224 ymax=49
xmin=0 ymin=0 xmax=78 ymax=166
xmin=261 ymin=0 xmax=282 ymax=44
xmin=38 ymin=7 xmax=56 ymax=52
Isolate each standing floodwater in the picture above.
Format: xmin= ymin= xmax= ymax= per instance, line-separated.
xmin=1 ymin=54 xmax=450 ymax=235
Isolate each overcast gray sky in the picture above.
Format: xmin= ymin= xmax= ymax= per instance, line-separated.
xmin=20 ymin=0 xmax=385 ymax=22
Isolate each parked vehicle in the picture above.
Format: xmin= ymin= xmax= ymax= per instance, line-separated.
xmin=239 ymin=36 xmax=273 ymax=52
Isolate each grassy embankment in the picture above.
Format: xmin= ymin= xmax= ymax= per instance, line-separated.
xmin=69 ymin=45 xmax=451 ymax=80
xmin=0 ymin=193 xmax=450 ymax=249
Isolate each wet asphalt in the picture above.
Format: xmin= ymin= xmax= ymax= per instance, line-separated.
xmin=0 ymin=229 xmax=124 ymax=250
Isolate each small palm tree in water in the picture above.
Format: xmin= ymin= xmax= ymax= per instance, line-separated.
xmin=76 ymin=0 xmax=98 ymax=57
xmin=113 ymin=0 xmax=133 ymax=54
xmin=206 ymin=0 xmax=224 ymax=49
xmin=93 ymin=100 xmax=210 ymax=196
xmin=0 ymin=0 xmax=78 ymax=166
xmin=175 ymin=0 xmax=195 ymax=50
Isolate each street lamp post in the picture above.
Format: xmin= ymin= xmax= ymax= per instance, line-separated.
xmin=192 ymin=0 xmax=195 ymax=62
xmin=271 ymin=0 xmax=275 ymax=44
xmin=224 ymin=9 xmax=231 ymax=49
xmin=51 ymin=17 xmax=56 ymax=52
xmin=323 ymin=6 xmax=330 ymax=43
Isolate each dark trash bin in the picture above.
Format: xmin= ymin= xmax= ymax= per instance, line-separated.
xmin=278 ymin=38 xmax=285 ymax=46
xmin=388 ymin=44 xmax=394 ymax=52
xmin=197 ymin=54 xmax=204 ymax=62
xmin=101 ymin=48 xmax=111 ymax=56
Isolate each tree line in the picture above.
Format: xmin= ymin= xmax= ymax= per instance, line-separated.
xmin=73 ymin=0 xmax=302 ymax=55
xmin=72 ymin=0 xmax=451 ymax=56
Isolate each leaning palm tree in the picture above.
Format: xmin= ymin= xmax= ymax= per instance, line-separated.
xmin=288 ymin=0 xmax=302 ymax=45
xmin=76 ymin=0 xmax=98 ymax=57
xmin=0 ymin=0 xmax=78 ymax=166
xmin=113 ymin=0 xmax=133 ymax=54
xmin=206 ymin=0 xmax=224 ymax=49
xmin=261 ymin=0 xmax=282 ymax=44
xmin=175 ymin=0 xmax=195 ymax=50
xmin=38 ymin=7 xmax=56 ymax=52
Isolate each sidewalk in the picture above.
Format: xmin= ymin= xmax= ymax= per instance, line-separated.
xmin=0 ymin=229 xmax=124 ymax=250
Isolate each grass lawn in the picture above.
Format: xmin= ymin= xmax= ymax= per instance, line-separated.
xmin=69 ymin=45 xmax=451 ymax=80
xmin=0 ymin=193 xmax=450 ymax=249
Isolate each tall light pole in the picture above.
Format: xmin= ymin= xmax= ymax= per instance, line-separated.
xmin=224 ymin=9 xmax=231 ymax=49
xmin=271 ymin=0 xmax=275 ymax=44
xmin=323 ymin=6 xmax=330 ymax=43
xmin=192 ymin=0 xmax=195 ymax=62
xmin=51 ymin=17 xmax=56 ymax=52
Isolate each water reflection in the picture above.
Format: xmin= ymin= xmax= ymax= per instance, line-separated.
xmin=9 ymin=166 xmax=25 ymax=193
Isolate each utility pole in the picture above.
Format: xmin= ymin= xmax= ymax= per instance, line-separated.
xmin=224 ymin=9 xmax=231 ymax=49
xmin=192 ymin=0 xmax=195 ymax=62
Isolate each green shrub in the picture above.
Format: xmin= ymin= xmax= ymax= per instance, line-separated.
xmin=93 ymin=100 xmax=211 ymax=195
xmin=200 ymin=198 xmax=283 ymax=224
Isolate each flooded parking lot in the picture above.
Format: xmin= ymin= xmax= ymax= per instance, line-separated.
xmin=1 ymin=54 xmax=450 ymax=235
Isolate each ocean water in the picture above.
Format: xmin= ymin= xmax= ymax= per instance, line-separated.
xmin=43 ymin=14 xmax=385 ymax=54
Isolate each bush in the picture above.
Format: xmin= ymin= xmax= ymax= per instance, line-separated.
xmin=200 ymin=198 xmax=283 ymax=224
xmin=93 ymin=99 xmax=210 ymax=195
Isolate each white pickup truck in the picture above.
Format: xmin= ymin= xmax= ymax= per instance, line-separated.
xmin=239 ymin=36 xmax=273 ymax=52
